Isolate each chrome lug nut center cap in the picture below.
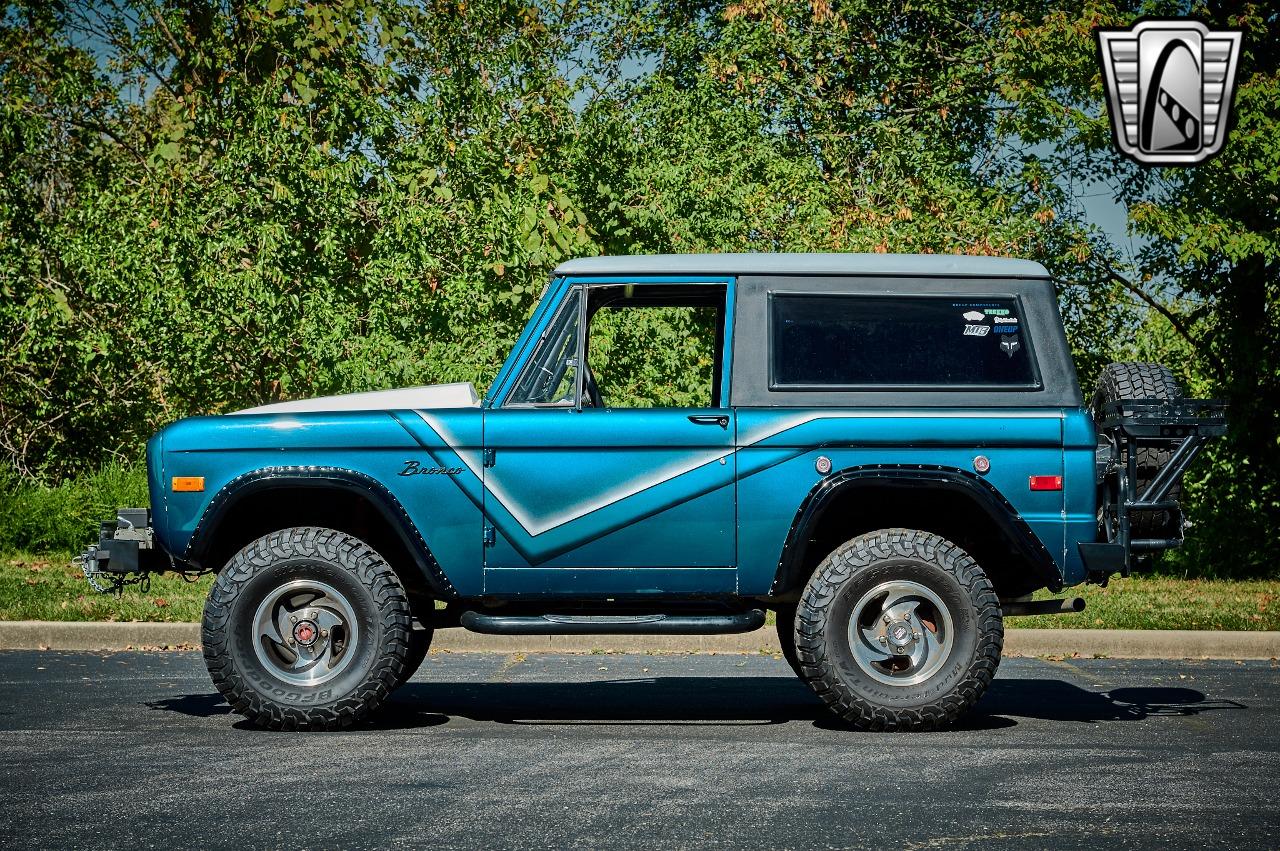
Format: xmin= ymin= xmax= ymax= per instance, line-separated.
xmin=887 ymin=622 xmax=912 ymax=647
xmin=293 ymin=620 xmax=319 ymax=647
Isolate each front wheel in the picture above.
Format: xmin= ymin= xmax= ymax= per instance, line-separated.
xmin=794 ymin=529 xmax=1002 ymax=730
xmin=394 ymin=625 xmax=433 ymax=689
xmin=202 ymin=527 xmax=415 ymax=730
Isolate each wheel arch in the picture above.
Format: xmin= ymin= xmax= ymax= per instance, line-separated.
xmin=184 ymin=467 xmax=457 ymax=606
xmin=770 ymin=464 xmax=1063 ymax=601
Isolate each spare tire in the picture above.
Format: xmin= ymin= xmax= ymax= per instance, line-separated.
xmin=1090 ymin=362 xmax=1183 ymax=537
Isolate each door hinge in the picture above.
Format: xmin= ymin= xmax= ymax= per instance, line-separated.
xmin=482 ymin=448 xmax=496 ymax=468
xmin=483 ymin=524 xmax=496 ymax=547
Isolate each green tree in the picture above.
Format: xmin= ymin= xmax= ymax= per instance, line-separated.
xmin=996 ymin=0 xmax=1279 ymax=574
xmin=1 ymin=0 xmax=597 ymax=476
xmin=1 ymin=0 xmax=1275 ymax=577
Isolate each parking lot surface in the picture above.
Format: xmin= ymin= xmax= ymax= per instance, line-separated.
xmin=0 ymin=650 xmax=1276 ymax=849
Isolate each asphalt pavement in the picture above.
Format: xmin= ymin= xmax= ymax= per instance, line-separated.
xmin=0 ymin=650 xmax=1276 ymax=850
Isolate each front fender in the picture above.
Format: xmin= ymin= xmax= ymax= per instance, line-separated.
xmin=184 ymin=466 xmax=456 ymax=597
xmin=148 ymin=409 xmax=475 ymax=596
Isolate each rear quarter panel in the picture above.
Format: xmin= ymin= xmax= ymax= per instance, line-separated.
xmin=1062 ymin=407 xmax=1100 ymax=582
xmin=735 ymin=407 xmax=1077 ymax=594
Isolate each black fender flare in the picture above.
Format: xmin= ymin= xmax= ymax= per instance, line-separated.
xmin=184 ymin=466 xmax=457 ymax=599
xmin=771 ymin=464 xmax=1064 ymax=596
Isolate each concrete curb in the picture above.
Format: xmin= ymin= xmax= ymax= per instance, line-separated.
xmin=0 ymin=621 xmax=202 ymax=651
xmin=1 ymin=621 xmax=1277 ymax=658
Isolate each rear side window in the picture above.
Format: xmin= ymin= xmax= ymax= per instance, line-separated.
xmin=771 ymin=294 xmax=1038 ymax=389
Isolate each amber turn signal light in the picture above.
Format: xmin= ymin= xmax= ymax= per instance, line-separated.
xmin=172 ymin=476 xmax=205 ymax=492
xmin=1028 ymin=475 xmax=1062 ymax=491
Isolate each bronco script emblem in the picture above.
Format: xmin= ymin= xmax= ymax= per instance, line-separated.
xmin=399 ymin=460 xmax=463 ymax=476
xmin=1096 ymin=19 xmax=1242 ymax=165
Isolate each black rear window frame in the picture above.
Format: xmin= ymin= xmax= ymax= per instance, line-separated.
xmin=767 ymin=291 xmax=1043 ymax=392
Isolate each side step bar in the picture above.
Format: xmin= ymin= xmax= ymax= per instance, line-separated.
xmin=459 ymin=609 xmax=766 ymax=636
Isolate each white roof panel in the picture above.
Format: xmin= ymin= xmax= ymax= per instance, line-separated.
xmin=554 ymin=252 xmax=1049 ymax=279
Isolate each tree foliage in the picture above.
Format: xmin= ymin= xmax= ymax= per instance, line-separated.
xmin=995 ymin=0 xmax=1280 ymax=575
xmin=1 ymin=0 xmax=1275 ymax=575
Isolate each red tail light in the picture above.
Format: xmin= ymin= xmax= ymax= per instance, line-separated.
xmin=1029 ymin=475 xmax=1063 ymax=491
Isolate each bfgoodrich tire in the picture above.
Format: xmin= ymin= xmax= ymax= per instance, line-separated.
xmin=395 ymin=626 xmax=433 ymax=689
xmin=794 ymin=529 xmax=1002 ymax=731
xmin=202 ymin=527 xmax=414 ymax=730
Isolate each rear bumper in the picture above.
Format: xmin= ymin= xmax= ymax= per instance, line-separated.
xmin=1077 ymin=542 xmax=1127 ymax=578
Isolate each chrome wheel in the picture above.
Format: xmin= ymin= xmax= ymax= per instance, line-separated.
xmin=252 ymin=579 xmax=359 ymax=687
xmin=849 ymin=579 xmax=954 ymax=687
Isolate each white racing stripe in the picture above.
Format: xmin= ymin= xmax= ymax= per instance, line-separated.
xmin=418 ymin=409 xmax=1063 ymax=539
xmin=417 ymin=412 xmax=731 ymax=537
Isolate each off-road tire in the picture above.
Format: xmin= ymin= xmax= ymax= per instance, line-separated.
xmin=794 ymin=529 xmax=1002 ymax=731
xmin=202 ymin=527 xmax=414 ymax=730
xmin=1091 ymin=362 xmax=1184 ymax=536
xmin=395 ymin=626 xmax=433 ymax=689
xmin=774 ymin=604 xmax=800 ymax=674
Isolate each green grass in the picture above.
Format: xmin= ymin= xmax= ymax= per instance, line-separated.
xmin=2 ymin=552 xmax=1277 ymax=629
xmin=0 ymin=462 xmax=149 ymax=553
xmin=1 ymin=551 xmax=212 ymax=622
xmin=762 ymin=574 xmax=1278 ymax=632
xmin=1004 ymin=576 xmax=1279 ymax=631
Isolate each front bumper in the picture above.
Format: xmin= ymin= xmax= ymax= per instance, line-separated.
xmin=77 ymin=508 xmax=170 ymax=592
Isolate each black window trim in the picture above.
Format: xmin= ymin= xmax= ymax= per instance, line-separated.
xmin=766 ymin=290 xmax=1044 ymax=393
xmin=583 ymin=282 xmax=729 ymax=410
xmin=503 ymin=280 xmax=731 ymax=410
xmin=503 ymin=284 xmax=585 ymax=409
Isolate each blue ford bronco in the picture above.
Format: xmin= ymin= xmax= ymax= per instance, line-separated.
xmin=80 ymin=253 xmax=1225 ymax=730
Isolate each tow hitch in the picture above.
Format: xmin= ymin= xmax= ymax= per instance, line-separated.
xmin=76 ymin=508 xmax=171 ymax=593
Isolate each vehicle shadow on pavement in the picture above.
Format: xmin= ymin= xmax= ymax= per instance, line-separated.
xmin=977 ymin=675 xmax=1239 ymax=721
xmin=145 ymin=677 xmax=1244 ymax=731
xmin=146 ymin=692 xmax=232 ymax=718
xmin=971 ymin=679 xmax=1243 ymax=725
xmin=384 ymin=677 xmax=829 ymax=728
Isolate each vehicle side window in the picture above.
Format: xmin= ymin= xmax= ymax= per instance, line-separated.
xmin=507 ymin=288 xmax=581 ymax=406
xmin=585 ymin=285 xmax=725 ymax=409
xmin=771 ymin=294 xmax=1038 ymax=389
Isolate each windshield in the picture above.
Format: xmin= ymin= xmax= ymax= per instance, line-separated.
xmin=506 ymin=287 xmax=581 ymax=406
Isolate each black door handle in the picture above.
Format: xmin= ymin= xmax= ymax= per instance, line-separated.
xmin=688 ymin=414 xmax=729 ymax=427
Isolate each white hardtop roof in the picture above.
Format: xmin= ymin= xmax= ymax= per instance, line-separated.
xmin=554 ymin=252 xmax=1049 ymax=279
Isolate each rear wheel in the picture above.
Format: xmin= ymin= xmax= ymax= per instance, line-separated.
xmin=774 ymin=604 xmax=800 ymax=674
xmin=1091 ymin=362 xmax=1184 ymax=536
xmin=202 ymin=527 xmax=414 ymax=730
xmin=794 ymin=529 xmax=1002 ymax=731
